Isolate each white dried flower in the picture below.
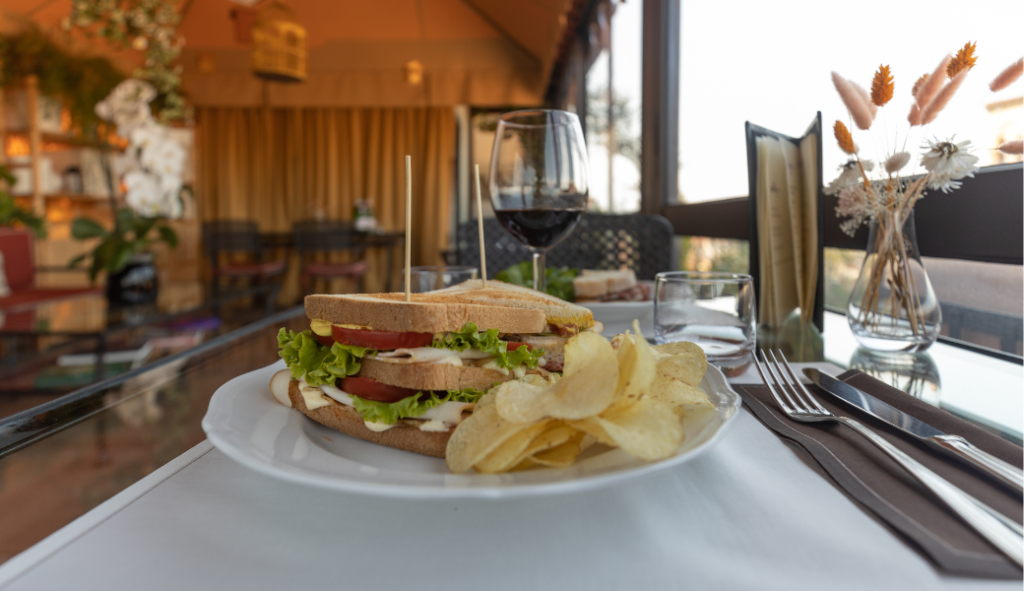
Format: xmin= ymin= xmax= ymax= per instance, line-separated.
xmin=884 ymin=152 xmax=911 ymax=174
xmin=825 ymin=159 xmax=875 ymax=196
xmin=920 ymin=138 xmax=979 ymax=194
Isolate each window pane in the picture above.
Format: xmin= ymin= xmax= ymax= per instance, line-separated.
xmin=585 ymin=0 xmax=642 ymax=213
xmin=679 ymin=237 xmax=749 ymax=274
xmin=678 ymin=1 xmax=1024 ymax=204
xmin=825 ymin=248 xmax=1023 ymax=355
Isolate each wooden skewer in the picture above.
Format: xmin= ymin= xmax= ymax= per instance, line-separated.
xmin=405 ymin=155 xmax=412 ymax=302
xmin=474 ymin=164 xmax=487 ymax=288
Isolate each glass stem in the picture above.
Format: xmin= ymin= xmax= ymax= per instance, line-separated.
xmin=531 ymin=249 xmax=546 ymax=293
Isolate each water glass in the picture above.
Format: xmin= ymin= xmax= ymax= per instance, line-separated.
xmin=402 ymin=266 xmax=478 ymax=293
xmin=654 ymin=272 xmax=756 ymax=371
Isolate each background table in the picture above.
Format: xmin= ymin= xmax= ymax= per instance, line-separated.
xmin=0 ymin=363 xmax=1016 ymax=591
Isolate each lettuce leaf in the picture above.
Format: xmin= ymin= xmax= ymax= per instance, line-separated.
xmin=431 ymin=322 xmax=545 ymax=370
xmin=277 ymin=328 xmax=371 ymax=387
xmin=351 ymin=386 xmax=488 ymax=425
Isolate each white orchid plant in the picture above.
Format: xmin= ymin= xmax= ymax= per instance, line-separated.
xmin=71 ymin=79 xmax=187 ymax=282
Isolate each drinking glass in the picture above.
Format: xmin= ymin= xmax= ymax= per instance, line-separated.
xmin=402 ymin=266 xmax=478 ymax=293
xmin=654 ymin=272 xmax=756 ymax=372
xmin=489 ymin=110 xmax=589 ymax=293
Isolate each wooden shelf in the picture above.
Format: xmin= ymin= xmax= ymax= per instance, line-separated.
xmin=5 ymin=130 xmax=124 ymax=152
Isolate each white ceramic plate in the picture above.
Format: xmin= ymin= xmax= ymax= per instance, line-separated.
xmin=203 ymin=361 xmax=742 ymax=499
xmin=579 ymin=300 xmax=654 ymax=325
xmin=578 ymin=301 xmax=655 ymax=338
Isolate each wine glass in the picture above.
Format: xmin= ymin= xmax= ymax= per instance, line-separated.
xmin=488 ymin=110 xmax=589 ymax=293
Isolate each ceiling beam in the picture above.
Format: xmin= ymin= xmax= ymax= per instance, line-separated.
xmin=458 ymin=0 xmax=541 ymax=64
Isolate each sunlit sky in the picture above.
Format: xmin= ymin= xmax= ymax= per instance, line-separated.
xmin=586 ymin=0 xmax=1024 ymax=210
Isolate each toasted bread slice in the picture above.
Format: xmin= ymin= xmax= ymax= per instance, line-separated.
xmin=575 ymin=269 xmax=637 ymax=299
xmin=426 ymin=280 xmax=594 ymax=331
xmin=358 ymin=356 xmax=513 ymax=391
xmin=288 ymin=380 xmax=449 ymax=457
xmin=305 ymin=292 xmax=546 ymax=334
xmin=305 ymin=280 xmax=592 ymax=333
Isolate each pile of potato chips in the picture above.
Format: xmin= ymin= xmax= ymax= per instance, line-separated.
xmin=445 ymin=322 xmax=716 ymax=474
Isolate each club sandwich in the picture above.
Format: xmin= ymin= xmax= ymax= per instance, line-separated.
xmin=268 ymin=280 xmax=600 ymax=457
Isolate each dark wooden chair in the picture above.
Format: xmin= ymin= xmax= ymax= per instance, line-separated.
xmin=293 ymin=220 xmax=369 ymax=294
xmin=202 ymin=221 xmax=287 ymax=300
xmin=454 ymin=213 xmax=674 ymax=280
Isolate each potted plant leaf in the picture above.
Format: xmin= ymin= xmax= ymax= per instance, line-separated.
xmin=0 ymin=165 xmax=46 ymax=238
xmin=70 ymin=80 xmax=186 ymax=306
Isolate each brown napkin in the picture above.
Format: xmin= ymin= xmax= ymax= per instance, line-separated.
xmin=738 ymin=370 xmax=1023 ymax=579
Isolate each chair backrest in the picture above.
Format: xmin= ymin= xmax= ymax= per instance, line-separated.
xmin=292 ymin=220 xmax=360 ymax=255
xmin=455 ymin=213 xmax=674 ymax=280
xmin=202 ymin=221 xmax=262 ymax=254
xmin=202 ymin=221 xmax=263 ymax=271
xmin=0 ymin=227 xmax=36 ymax=291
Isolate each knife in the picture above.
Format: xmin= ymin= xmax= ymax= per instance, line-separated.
xmin=803 ymin=368 xmax=1024 ymax=495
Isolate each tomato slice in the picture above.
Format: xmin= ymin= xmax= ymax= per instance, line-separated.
xmin=505 ymin=342 xmax=532 ymax=351
xmin=315 ymin=334 xmax=335 ymax=348
xmin=331 ymin=326 xmax=434 ymax=350
xmin=340 ymin=377 xmax=420 ymax=403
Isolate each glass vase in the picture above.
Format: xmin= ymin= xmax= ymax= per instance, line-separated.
xmin=847 ymin=210 xmax=941 ymax=352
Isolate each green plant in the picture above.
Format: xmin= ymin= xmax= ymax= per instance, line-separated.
xmin=66 ymin=0 xmax=187 ymax=122
xmin=496 ymin=261 xmax=578 ymax=301
xmin=0 ymin=27 xmax=125 ymax=135
xmin=69 ymin=208 xmax=177 ymax=282
xmin=0 ymin=165 xmax=46 ymax=237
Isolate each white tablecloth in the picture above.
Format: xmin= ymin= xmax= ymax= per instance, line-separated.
xmin=0 ymin=364 xmax=1015 ymax=591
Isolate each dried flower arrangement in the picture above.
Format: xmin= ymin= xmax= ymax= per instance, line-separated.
xmin=827 ymin=43 xmax=1023 ymax=348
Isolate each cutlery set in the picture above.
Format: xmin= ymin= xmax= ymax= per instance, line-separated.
xmin=755 ymin=351 xmax=1023 ymax=567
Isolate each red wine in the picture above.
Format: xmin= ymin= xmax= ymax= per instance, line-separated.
xmin=494 ymin=208 xmax=584 ymax=249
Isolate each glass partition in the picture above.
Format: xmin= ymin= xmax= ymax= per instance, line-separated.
xmin=0 ymin=307 xmax=305 ymax=562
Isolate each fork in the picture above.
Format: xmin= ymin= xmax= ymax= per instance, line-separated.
xmin=754 ymin=350 xmax=1024 ymax=567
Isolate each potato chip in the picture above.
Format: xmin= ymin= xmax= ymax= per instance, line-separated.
xmin=446 ymin=404 xmax=542 ymax=473
xmin=447 ymin=326 xmax=716 ymax=474
xmin=652 ymin=341 xmax=707 ymax=386
xmin=530 ymin=432 xmax=586 ymax=467
xmin=474 ymin=420 xmax=552 ymax=474
xmin=510 ymin=457 xmax=538 ymax=471
xmin=514 ymin=423 xmax=577 ymax=463
xmin=562 ymin=330 xmax=612 ymax=379
xmin=496 ymin=332 xmax=618 ymax=422
xmin=614 ymin=334 xmax=656 ymax=400
xmin=648 ymin=375 xmax=714 ymax=415
xmin=474 ymin=391 xmax=498 ymax=409
xmin=594 ymin=397 xmax=684 ymax=461
xmin=567 ymin=417 xmax=615 ymax=446
xmin=520 ymin=373 xmax=556 ymax=387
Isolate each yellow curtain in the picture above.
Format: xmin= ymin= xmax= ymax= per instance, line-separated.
xmin=194 ymin=106 xmax=455 ymax=301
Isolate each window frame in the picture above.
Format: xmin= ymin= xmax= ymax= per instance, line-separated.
xmin=556 ymin=0 xmax=1023 ymax=358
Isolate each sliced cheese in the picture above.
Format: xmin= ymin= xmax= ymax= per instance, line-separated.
xmin=479 ymin=358 xmax=511 ymax=376
xmin=373 ymin=347 xmax=492 ymax=365
xmin=418 ymin=420 xmax=449 ymax=432
xmin=298 ymin=380 xmax=334 ymax=410
xmin=419 ymin=400 xmax=474 ymax=424
xmin=364 ymin=420 xmax=395 ymax=432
